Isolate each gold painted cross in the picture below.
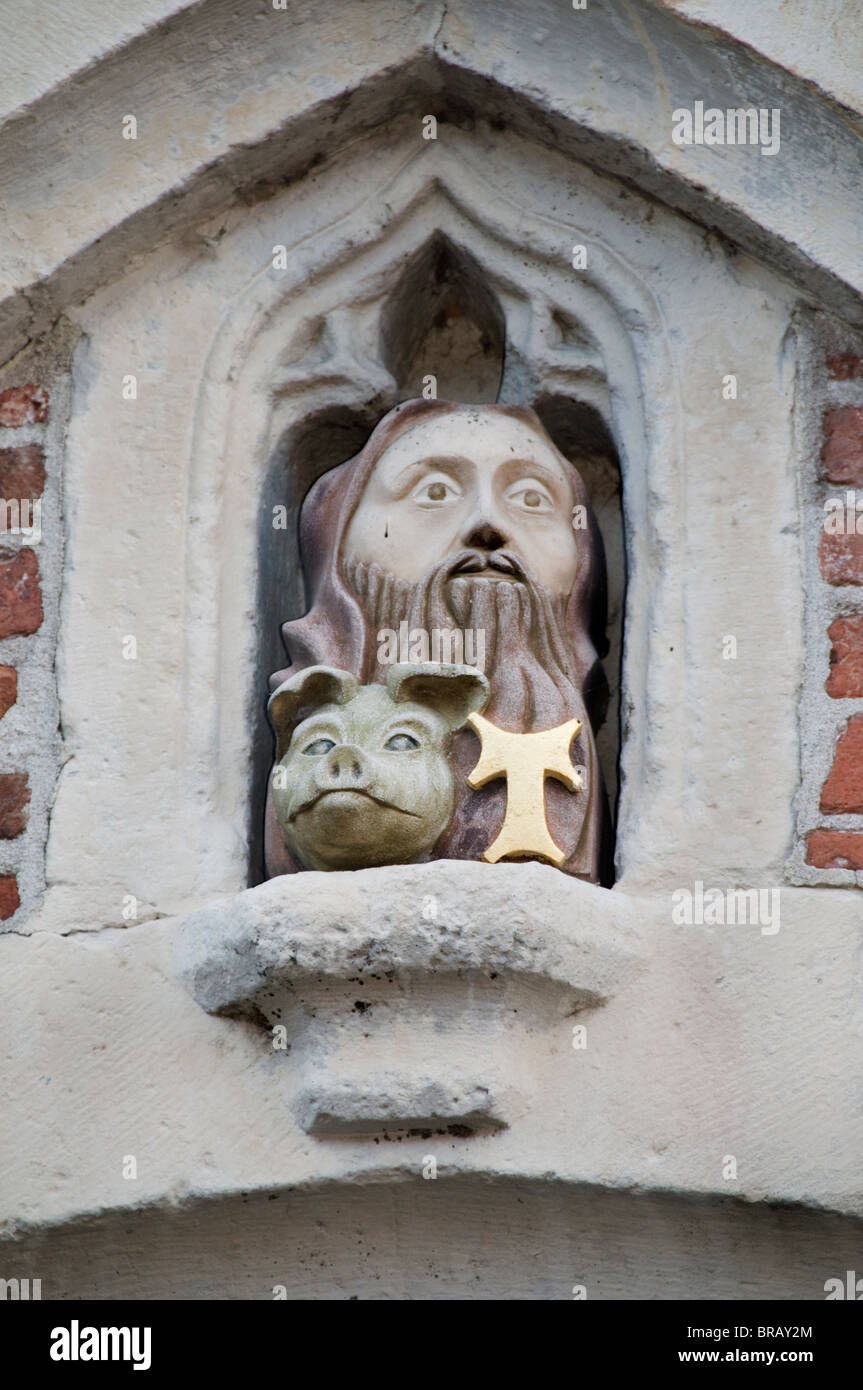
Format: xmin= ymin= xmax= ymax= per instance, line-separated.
xmin=466 ymin=713 xmax=583 ymax=867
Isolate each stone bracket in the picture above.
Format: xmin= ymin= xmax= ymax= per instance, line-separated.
xmin=175 ymin=861 xmax=647 ymax=1139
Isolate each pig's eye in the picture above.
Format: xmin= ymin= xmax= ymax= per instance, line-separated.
xmin=302 ymin=738 xmax=336 ymax=755
xmin=384 ymin=733 xmax=420 ymax=751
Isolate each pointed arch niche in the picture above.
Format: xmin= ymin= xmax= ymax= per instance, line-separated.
xmin=248 ymin=221 xmax=627 ymax=882
xmin=171 ymin=117 xmax=799 ymax=907
xmin=187 ymin=130 xmax=681 ymax=895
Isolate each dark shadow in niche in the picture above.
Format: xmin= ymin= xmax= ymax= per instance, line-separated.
xmin=249 ymin=403 xmax=382 ymax=885
xmin=534 ymin=393 xmax=625 ymax=829
xmin=380 ymin=232 xmax=506 ymax=402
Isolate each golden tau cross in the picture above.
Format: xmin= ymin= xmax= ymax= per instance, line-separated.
xmin=466 ymin=713 xmax=583 ymax=867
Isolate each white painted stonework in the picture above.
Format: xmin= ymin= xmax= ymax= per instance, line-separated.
xmin=1 ymin=0 xmax=862 ymax=1300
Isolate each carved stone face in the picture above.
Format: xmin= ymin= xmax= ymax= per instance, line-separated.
xmin=343 ymin=411 xmax=580 ymax=596
xmin=268 ymin=664 xmax=489 ymax=871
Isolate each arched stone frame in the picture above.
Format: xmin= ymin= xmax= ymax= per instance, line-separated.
xmin=4 ymin=0 xmax=861 ymax=364
xmin=179 ymin=132 xmax=685 ymax=896
xmin=37 ymin=113 xmax=803 ymax=937
xmin=248 ymin=238 xmax=628 ymax=883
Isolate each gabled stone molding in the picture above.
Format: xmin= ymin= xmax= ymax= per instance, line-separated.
xmin=3 ymin=0 xmax=862 ymax=365
xmin=30 ymin=113 xmax=808 ymax=933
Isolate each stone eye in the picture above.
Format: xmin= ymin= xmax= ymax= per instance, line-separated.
xmin=384 ymin=733 xmax=420 ymax=751
xmin=506 ymin=480 xmax=554 ymax=513
xmin=302 ymin=737 xmax=336 ymax=755
xmin=412 ymin=475 xmax=459 ymax=505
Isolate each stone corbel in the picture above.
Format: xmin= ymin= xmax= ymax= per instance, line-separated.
xmin=176 ymin=861 xmax=646 ymax=1139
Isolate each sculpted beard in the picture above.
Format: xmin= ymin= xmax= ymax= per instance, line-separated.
xmin=344 ymin=549 xmax=584 ymax=731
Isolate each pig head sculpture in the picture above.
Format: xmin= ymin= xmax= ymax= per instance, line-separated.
xmin=268 ymin=663 xmax=490 ymax=871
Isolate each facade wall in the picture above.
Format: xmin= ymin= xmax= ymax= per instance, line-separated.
xmin=1 ymin=0 xmax=861 ymax=1299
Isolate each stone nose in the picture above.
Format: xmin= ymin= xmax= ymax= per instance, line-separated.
xmin=316 ymin=743 xmax=369 ymax=789
xmin=464 ymin=520 xmax=507 ymax=552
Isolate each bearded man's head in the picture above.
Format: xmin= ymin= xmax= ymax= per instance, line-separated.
xmin=266 ymin=400 xmax=611 ymax=883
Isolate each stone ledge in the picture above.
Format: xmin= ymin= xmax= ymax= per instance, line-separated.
xmin=294 ymin=1075 xmax=507 ymax=1140
xmin=176 ymin=859 xmax=647 ymax=1022
xmin=175 ymin=862 xmax=647 ymax=1138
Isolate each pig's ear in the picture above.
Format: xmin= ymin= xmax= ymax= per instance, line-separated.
xmin=267 ymin=666 xmax=358 ymax=759
xmin=387 ymin=663 xmax=490 ymax=731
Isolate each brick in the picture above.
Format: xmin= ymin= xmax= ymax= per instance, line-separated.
xmin=826 ymin=615 xmax=863 ymax=697
xmin=0 ymin=665 xmax=16 ymax=719
xmin=807 ymin=829 xmax=863 ymax=870
xmin=826 ymin=353 xmax=863 ymax=381
xmin=0 ymin=444 xmax=45 ymax=499
xmin=0 ymin=773 xmax=29 ymax=837
xmin=0 ymin=548 xmax=42 ymax=636
xmin=0 ymin=874 xmax=19 ymax=919
xmin=821 ymin=714 xmax=863 ymax=813
xmin=821 ymin=405 xmax=863 ymax=485
xmin=819 ymin=528 xmax=863 ymax=585
xmin=0 ymin=384 xmax=48 ymax=427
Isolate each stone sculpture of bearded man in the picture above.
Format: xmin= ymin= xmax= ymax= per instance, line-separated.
xmin=265 ymin=399 xmax=612 ymax=883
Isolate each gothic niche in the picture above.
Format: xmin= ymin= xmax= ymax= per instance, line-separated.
xmin=256 ymin=237 xmax=621 ymax=886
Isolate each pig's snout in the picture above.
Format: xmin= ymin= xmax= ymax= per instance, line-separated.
xmin=314 ymin=743 xmax=371 ymax=791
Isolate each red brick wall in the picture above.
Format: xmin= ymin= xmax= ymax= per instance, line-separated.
xmin=807 ymin=348 xmax=863 ymax=873
xmin=0 ymin=383 xmax=49 ymax=919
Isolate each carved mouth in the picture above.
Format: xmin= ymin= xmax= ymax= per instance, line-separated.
xmin=290 ymin=788 xmax=422 ymax=821
xmin=448 ymin=550 xmax=525 ymax=581
xmin=461 ymin=568 xmax=519 ymax=580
